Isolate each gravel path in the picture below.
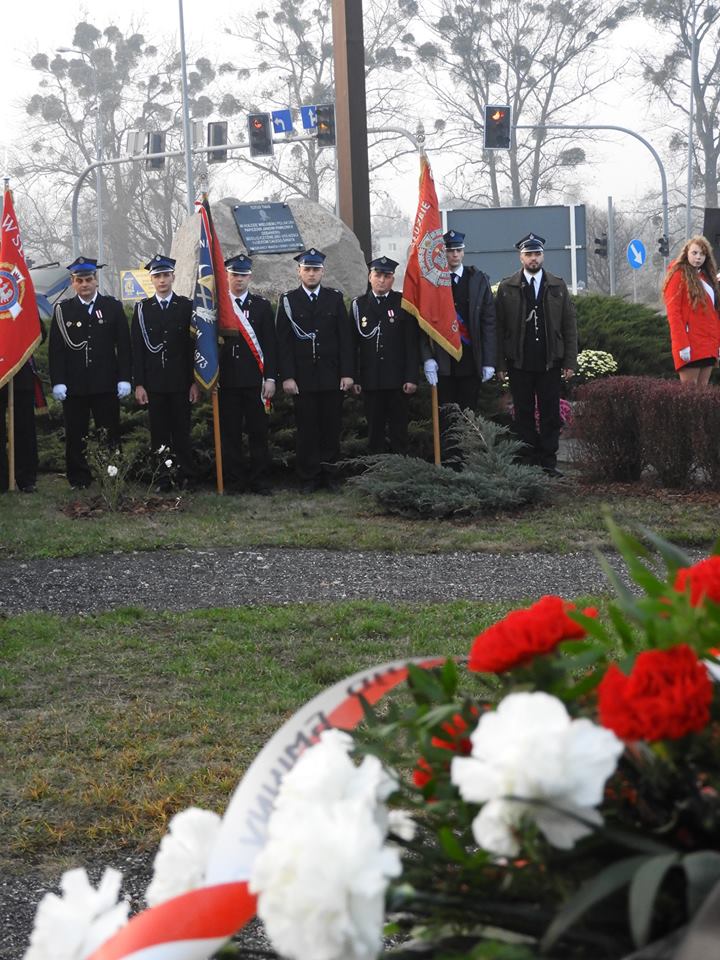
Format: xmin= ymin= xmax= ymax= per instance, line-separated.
xmin=0 ymin=545 xmax=632 ymax=615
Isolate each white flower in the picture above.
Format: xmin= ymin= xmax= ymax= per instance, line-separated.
xmin=24 ymin=867 xmax=128 ymax=960
xmin=164 ymin=459 xmax=173 ymax=468
xmin=451 ymin=692 xmax=623 ymax=857
xmin=157 ymin=445 xmax=167 ymax=454
xmin=250 ymin=730 xmax=402 ymax=960
xmin=106 ymin=465 xmax=118 ymax=477
xmin=388 ymin=809 xmax=416 ymax=842
xmin=146 ymin=807 xmax=222 ymax=907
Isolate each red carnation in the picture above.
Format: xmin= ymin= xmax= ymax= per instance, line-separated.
xmin=468 ymin=595 xmax=596 ymax=673
xmin=598 ymin=644 xmax=713 ymax=742
xmin=674 ymin=556 xmax=720 ymax=607
xmin=413 ymin=710 xmax=477 ymax=789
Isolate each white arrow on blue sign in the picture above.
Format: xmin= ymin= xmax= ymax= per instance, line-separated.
xmin=300 ymin=105 xmax=317 ymax=130
xmin=271 ymin=109 xmax=293 ymax=134
xmin=627 ymin=239 xmax=646 ymax=270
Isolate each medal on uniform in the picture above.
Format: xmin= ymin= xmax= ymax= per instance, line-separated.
xmin=361 ymin=317 xmax=367 ymax=327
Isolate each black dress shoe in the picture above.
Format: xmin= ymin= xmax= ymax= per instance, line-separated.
xmin=19 ymin=484 xmax=37 ymax=493
xmin=542 ymin=466 xmax=564 ymax=478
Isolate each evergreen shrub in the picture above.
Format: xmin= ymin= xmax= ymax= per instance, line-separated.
xmin=574 ymin=295 xmax=672 ymax=377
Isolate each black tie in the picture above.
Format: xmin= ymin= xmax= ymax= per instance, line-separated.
xmin=160 ymin=300 xmax=168 ymax=310
xmin=235 ymin=297 xmax=243 ymax=309
xmin=530 ymin=277 xmax=536 ymax=299
xmin=309 ymin=292 xmax=317 ymax=302
xmin=452 ymin=273 xmax=459 ymax=285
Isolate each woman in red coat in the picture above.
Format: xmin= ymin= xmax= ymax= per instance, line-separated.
xmin=662 ymin=235 xmax=720 ymax=385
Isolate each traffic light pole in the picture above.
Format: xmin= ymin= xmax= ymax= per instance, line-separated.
xmin=515 ymin=123 xmax=670 ymax=267
xmin=70 ymin=125 xmax=424 ymax=257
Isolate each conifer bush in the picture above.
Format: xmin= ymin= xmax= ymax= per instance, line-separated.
xmin=349 ymin=406 xmax=549 ymax=518
xmin=574 ymin=295 xmax=672 ymax=377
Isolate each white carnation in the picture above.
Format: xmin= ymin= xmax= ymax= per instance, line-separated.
xmin=24 ymin=868 xmax=128 ymax=960
xmin=164 ymin=459 xmax=173 ymax=468
xmin=451 ymin=691 xmax=623 ymax=857
xmin=250 ymin=729 xmax=402 ymax=960
xmin=146 ymin=806 xmax=222 ymax=907
xmin=106 ymin=465 xmax=118 ymax=477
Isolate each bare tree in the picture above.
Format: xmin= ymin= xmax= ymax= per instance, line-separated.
xmin=409 ymin=0 xmax=630 ymax=207
xmin=641 ymin=0 xmax=720 ymax=217
xmin=13 ymin=21 xmax=225 ymax=272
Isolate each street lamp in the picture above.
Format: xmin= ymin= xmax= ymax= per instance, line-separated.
xmin=57 ymin=47 xmax=105 ymax=278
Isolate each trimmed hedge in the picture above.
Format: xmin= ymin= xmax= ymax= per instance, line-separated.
xmin=574 ymin=295 xmax=673 ymax=378
xmin=572 ymin=377 xmax=720 ymax=488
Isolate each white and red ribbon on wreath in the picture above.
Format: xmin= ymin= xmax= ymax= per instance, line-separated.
xmin=88 ymin=656 xmax=446 ymax=960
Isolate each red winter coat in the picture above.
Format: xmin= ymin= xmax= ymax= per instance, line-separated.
xmin=663 ymin=265 xmax=720 ymax=370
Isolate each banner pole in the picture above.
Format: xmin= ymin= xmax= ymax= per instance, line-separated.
xmin=212 ymin=387 xmax=224 ymax=494
xmin=7 ymin=377 xmax=16 ymax=491
xmin=431 ymin=384 xmax=441 ymax=466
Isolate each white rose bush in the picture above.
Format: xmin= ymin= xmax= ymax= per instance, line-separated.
xmin=23 ymin=527 xmax=720 ymax=960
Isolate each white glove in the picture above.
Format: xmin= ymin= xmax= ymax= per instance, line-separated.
xmin=482 ymin=366 xmax=495 ymax=382
xmin=423 ymin=359 xmax=439 ymax=386
xmin=52 ymin=383 xmax=67 ymax=402
xmin=117 ymin=381 xmax=132 ymax=399
xmin=679 ymin=347 xmax=691 ymax=363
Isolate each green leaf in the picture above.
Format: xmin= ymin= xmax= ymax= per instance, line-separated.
xmin=437 ymin=824 xmax=468 ymax=863
xmin=682 ymin=850 xmax=720 ymax=916
xmin=541 ymin=855 xmax=649 ymax=952
xmin=406 ymin=662 xmax=443 ymax=702
xmin=629 ymin=852 xmax=680 ymax=946
xmin=638 ymin=526 xmax=692 ymax=574
xmin=440 ymin=657 xmax=459 ymax=697
xmin=607 ymin=604 xmax=638 ymax=654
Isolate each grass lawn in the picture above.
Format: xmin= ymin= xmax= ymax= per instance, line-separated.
xmin=1 ymin=473 xmax=718 ymax=560
xmin=0 ymin=600 xmax=536 ymax=873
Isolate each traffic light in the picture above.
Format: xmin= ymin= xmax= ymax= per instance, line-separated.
xmin=594 ymin=234 xmax=608 ymax=258
xmin=145 ymin=132 xmax=166 ymax=170
xmin=316 ymin=103 xmax=336 ymax=147
xmin=248 ymin=113 xmax=274 ymax=157
xmin=207 ymin=121 xmax=228 ymax=164
xmin=483 ymin=105 xmax=511 ymax=150
xmin=658 ymin=234 xmax=670 ymax=257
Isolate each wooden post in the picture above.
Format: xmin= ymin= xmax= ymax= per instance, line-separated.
xmin=212 ymin=387 xmax=224 ymax=494
xmin=331 ymin=0 xmax=372 ymax=261
xmin=430 ymin=385 xmax=441 ymax=466
xmin=7 ymin=378 xmax=16 ymax=491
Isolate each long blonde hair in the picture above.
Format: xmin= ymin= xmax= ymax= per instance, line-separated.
xmin=663 ymin=235 xmax=720 ymax=309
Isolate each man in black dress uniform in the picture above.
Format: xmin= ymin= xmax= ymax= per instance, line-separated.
xmin=495 ymin=233 xmax=577 ymax=477
xmin=218 ymin=255 xmax=276 ymax=494
xmin=131 ymin=254 xmax=199 ymax=490
xmin=49 ymin=257 xmax=132 ymax=488
xmin=0 ymin=346 xmax=45 ymax=494
xmin=351 ymin=256 xmax=419 ymax=454
xmin=275 ymin=248 xmax=354 ymax=490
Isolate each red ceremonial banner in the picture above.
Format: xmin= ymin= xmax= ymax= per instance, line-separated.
xmin=0 ymin=188 xmax=41 ymax=388
xmin=201 ymin=197 xmax=237 ymax=336
xmin=401 ymin=156 xmax=461 ymax=361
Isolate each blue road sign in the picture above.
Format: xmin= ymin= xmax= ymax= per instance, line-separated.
xmin=300 ymin=105 xmax=317 ymax=130
xmin=627 ymin=239 xmax=647 ymax=269
xmin=272 ymin=109 xmax=293 ymax=134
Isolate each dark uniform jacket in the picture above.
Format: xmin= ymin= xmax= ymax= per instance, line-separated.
xmin=219 ymin=293 xmax=277 ymax=389
xmin=352 ymin=289 xmax=419 ymax=390
xmin=49 ymin=294 xmax=132 ymax=396
xmin=275 ymin=286 xmax=354 ymax=392
xmin=421 ymin=265 xmax=496 ymax=374
xmin=495 ymin=269 xmax=578 ymax=373
xmin=131 ymin=293 xmax=194 ymax=393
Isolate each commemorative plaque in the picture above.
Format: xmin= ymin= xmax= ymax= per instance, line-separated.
xmin=232 ymin=202 xmax=304 ymax=255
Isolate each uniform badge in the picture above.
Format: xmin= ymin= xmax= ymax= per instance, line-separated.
xmin=361 ymin=317 xmax=367 ymax=327
xmin=96 ymin=310 xmax=103 ymax=319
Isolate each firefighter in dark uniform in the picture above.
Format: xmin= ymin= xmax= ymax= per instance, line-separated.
xmin=49 ymin=257 xmax=132 ymax=488
xmin=0 ymin=331 xmax=46 ymax=493
xmin=421 ymin=230 xmax=496 ymax=462
xmin=275 ymin=248 xmax=354 ymax=490
xmin=131 ymin=254 xmax=199 ymax=490
xmin=218 ymin=255 xmax=276 ymax=495
xmin=351 ymin=256 xmax=419 ymax=454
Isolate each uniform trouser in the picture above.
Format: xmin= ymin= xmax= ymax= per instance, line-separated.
xmin=147 ymin=391 xmax=195 ymax=484
xmin=219 ymin=387 xmax=269 ymax=489
xmin=293 ymin=391 xmax=343 ymax=480
xmin=508 ymin=365 xmax=562 ymax=469
xmin=0 ymin=387 xmax=38 ymax=490
xmin=63 ymin=392 xmax=120 ymax=487
xmin=437 ymin=374 xmax=480 ymax=464
xmin=363 ymin=389 xmax=409 ymax=454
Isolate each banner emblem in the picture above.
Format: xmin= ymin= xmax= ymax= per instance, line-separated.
xmin=0 ymin=264 xmax=24 ymax=319
xmin=417 ymin=228 xmax=451 ymax=288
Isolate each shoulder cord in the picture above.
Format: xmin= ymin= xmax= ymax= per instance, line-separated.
xmin=54 ymin=302 xmax=88 ymax=352
xmin=284 ymin=294 xmax=316 ymax=362
xmin=137 ymin=301 xmax=164 ymax=354
xmin=352 ymin=299 xmax=381 ymax=351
